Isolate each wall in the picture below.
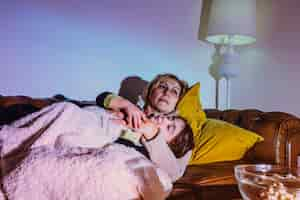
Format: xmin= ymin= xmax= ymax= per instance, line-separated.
xmin=0 ymin=0 xmax=214 ymax=104
xmin=231 ymin=0 xmax=300 ymax=116
xmin=1 ymin=0 xmax=300 ymax=116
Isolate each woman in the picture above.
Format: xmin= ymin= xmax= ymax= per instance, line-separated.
xmin=96 ymin=73 xmax=193 ymax=182
xmin=97 ymin=73 xmax=188 ymax=128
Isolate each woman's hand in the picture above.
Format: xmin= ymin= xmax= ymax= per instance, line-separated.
xmin=135 ymin=120 xmax=159 ymax=141
xmin=109 ymin=96 xmax=147 ymax=129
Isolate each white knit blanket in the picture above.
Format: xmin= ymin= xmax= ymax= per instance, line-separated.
xmin=0 ymin=103 xmax=172 ymax=200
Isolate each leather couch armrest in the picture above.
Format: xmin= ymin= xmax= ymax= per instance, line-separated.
xmin=287 ymin=129 xmax=300 ymax=168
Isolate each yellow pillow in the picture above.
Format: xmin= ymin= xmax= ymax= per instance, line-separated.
xmin=189 ymin=119 xmax=264 ymax=165
xmin=177 ymin=82 xmax=207 ymax=136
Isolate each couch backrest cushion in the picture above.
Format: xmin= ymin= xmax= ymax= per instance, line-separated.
xmin=0 ymin=104 xmax=40 ymax=125
xmin=0 ymin=95 xmax=98 ymax=125
xmin=205 ymin=109 xmax=300 ymax=166
xmin=0 ymin=96 xmax=54 ymax=125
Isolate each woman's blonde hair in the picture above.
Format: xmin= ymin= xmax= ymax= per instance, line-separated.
xmin=142 ymin=73 xmax=189 ymax=109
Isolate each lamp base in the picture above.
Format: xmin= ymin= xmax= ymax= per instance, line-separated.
xmin=225 ymin=78 xmax=231 ymax=110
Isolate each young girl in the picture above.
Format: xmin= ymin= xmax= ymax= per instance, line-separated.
xmin=53 ymin=103 xmax=194 ymax=182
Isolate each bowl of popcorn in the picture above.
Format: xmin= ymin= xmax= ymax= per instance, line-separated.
xmin=235 ymin=164 xmax=300 ymax=200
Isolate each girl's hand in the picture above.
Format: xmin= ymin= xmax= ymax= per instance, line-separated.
xmin=109 ymin=96 xmax=147 ymax=129
xmin=135 ymin=120 xmax=159 ymax=141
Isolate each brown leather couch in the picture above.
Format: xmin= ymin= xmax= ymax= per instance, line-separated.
xmin=168 ymin=109 xmax=300 ymax=199
xmin=1 ymin=96 xmax=300 ymax=199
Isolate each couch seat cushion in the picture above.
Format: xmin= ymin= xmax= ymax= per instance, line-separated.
xmin=177 ymin=160 xmax=248 ymax=187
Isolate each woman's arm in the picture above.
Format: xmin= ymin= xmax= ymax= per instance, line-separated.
xmin=141 ymin=133 xmax=192 ymax=182
xmin=96 ymin=92 xmax=146 ymax=129
xmin=96 ymin=92 xmax=113 ymax=108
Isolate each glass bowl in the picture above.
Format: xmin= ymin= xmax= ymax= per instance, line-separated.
xmin=234 ymin=164 xmax=300 ymax=200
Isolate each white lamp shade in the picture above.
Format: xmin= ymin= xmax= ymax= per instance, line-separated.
xmin=200 ymin=0 xmax=256 ymax=45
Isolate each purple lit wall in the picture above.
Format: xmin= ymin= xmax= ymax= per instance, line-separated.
xmin=1 ymin=0 xmax=300 ymax=116
xmin=1 ymin=0 xmax=213 ymax=103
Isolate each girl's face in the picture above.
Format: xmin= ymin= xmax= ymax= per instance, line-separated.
xmin=150 ymin=115 xmax=185 ymax=143
xmin=148 ymin=77 xmax=182 ymax=114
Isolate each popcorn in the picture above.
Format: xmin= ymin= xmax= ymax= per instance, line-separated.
xmin=260 ymin=181 xmax=296 ymax=200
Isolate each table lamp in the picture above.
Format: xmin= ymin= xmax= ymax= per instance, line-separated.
xmin=199 ymin=0 xmax=256 ymax=109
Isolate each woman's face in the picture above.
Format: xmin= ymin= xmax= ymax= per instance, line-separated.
xmin=148 ymin=77 xmax=182 ymax=113
xmin=150 ymin=115 xmax=185 ymax=143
